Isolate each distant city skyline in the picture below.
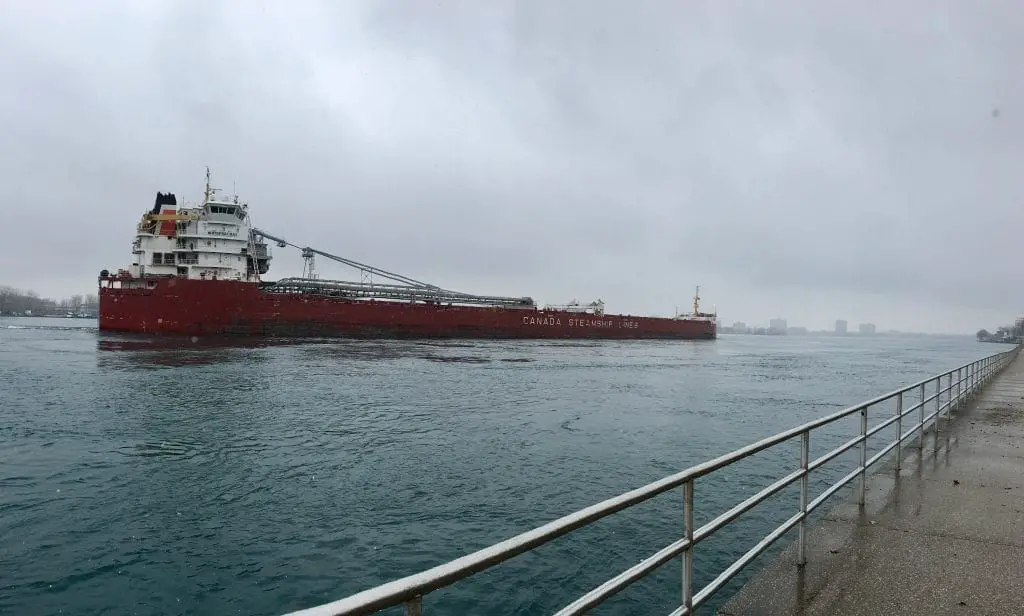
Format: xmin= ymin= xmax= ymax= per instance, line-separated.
xmin=710 ymin=307 xmax=1024 ymax=335
xmin=717 ymin=315 xmax=918 ymax=335
xmin=718 ymin=317 xmax=916 ymax=336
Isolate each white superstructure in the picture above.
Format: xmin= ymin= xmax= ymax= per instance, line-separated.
xmin=128 ymin=169 xmax=272 ymax=281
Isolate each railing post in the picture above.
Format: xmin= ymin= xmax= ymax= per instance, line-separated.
xmin=682 ymin=479 xmax=693 ymax=614
xmin=918 ymin=384 xmax=925 ymax=450
xmin=859 ymin=405 xmax=868 ymax=506
xmin=405 ymin=596 xmax=422 ymax=616
xmin=937 ymin=374 xmax=943 ymax=419
xmin=950 ymin=371 xmax=956 ymax=416
xmin=957 ymin=367 xmax=962 ymax=410
xmin=949 ymin=371 xmax=954 ymax=417
xmin=943 ymin=373 xmax=950 ymax=419
xmin=895 ymin=392 xmax=903 ymax=471
xmin=798 ymin=430 xmax=809 ymax=565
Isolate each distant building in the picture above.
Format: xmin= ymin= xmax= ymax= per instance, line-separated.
xmin=731 ymin=321 xmax=748 ymax=334
xmin=835 ymin=319 xmax=848 ymax=335
xmin=858 ymin=323 xmax=876 ymax=335
xmin=788 ymin=326 xmax=808 ymax=335
xmin=769 ymin=318 xmax=787 ymax=335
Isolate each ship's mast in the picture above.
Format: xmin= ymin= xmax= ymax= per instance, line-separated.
xmin=203 ymin=166 xmax=212 ymax=203
xmin=693 ymin=285 xmax=701 ymax=316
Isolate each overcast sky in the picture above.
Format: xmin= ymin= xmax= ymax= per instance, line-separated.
xmin=1 ymin=1 xmax=1021 ymax=333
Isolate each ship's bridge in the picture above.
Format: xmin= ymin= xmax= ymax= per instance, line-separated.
xmin=125 ymin=171 xmax=272 ymax=282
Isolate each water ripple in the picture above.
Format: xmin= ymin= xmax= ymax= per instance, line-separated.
xmin=0 ymin=328 xmax=988 ymax=616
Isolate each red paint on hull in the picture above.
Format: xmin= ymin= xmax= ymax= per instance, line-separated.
xmin=99 ymin=279 xmax=716 ymax=340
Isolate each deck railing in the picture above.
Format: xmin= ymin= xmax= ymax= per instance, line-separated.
xmin=282 ymin=345 xmax=1020 ymax=616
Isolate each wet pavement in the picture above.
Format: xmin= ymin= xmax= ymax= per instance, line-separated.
xmin=719 ymin=351 xmax=1024 ymax=616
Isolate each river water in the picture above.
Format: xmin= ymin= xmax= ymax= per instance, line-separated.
xmin=0 ymin=318 xmax=993 ymax=615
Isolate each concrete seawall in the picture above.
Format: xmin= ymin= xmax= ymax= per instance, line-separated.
xmin=718 ymin=351 xmax=1024 ymax=615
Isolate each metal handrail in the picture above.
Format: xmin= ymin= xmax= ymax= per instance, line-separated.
xmin=282 ymin=345 xmax=1020 ymax=616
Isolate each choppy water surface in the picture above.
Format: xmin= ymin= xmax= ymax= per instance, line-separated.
xmin=0 ymin=318 xmax=994 ymax=615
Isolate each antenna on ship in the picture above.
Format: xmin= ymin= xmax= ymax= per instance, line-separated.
xmin=693 ymin=285 xmax=701 ymax=316
xmin=203 ymin=166 xmax=212 ymax=203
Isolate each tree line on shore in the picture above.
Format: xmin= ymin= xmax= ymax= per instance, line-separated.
xmin=0 ymin=286 xmax=98 ymax=316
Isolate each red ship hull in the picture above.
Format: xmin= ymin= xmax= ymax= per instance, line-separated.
xmin=99 ymin=278 xmax=716 ymax=340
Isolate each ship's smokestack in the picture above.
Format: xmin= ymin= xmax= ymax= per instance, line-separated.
xmin=151 ymin=192 xmax=178 ymax=214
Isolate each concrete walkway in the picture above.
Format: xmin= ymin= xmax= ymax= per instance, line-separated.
xmin=719 ymin=352 xmax=1024 ymax=616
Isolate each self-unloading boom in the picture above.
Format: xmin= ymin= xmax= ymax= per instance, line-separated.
xmin=267 ymin=278 xmax=536 ymax=308
xmin=251 ymin=228 xmax=536 ymax=308
xmin=252 ymin=229 xmax=440 ymax=289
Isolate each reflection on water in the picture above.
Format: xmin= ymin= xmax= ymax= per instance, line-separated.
xmin=95 ymin=333 xmax=290 ymax=369
xmin=96 ymin=332 xmax=547 ymax=369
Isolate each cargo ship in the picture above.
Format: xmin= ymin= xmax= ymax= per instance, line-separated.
xmin=98 ymin=170 xmax=717 ymax=340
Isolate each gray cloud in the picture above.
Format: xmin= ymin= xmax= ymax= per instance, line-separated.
xmin=1 ymin=1 xmax=1021 ymax=333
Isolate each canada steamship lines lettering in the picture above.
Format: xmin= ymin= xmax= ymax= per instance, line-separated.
xmin=521 ymin=315 xmax=640 ymax=328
